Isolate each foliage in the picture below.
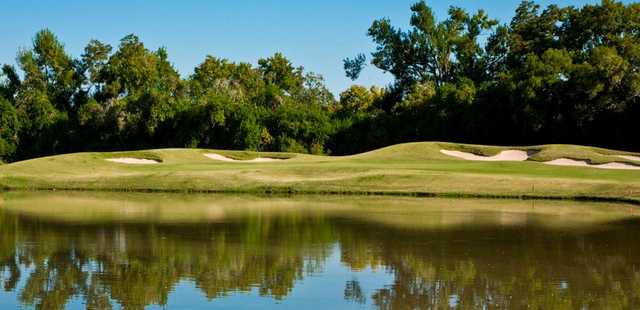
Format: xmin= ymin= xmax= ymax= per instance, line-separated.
xmin=0 ymin=30 xmax=337 ymax=161
xmin=341 ymin=0 xmax=640 ymax=153
xmin=1 ymin=0 xmax=640 ymax=162
xmin=0 ymin=98 xmax=20 ymax=160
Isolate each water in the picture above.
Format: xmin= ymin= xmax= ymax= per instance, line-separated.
xmin=1 ymin=192 xmax=640 ymax=309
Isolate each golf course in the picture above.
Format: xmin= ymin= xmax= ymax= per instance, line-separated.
xmin=5 ymin=0 xmax=640 ymax=307
xmin=1 ymin=142 xmax=639 ymax=203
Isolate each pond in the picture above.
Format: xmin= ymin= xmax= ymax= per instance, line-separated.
xmin=0 ymin=192 xmax=639 ymax=309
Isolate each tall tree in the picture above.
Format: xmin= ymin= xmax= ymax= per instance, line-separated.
xmin=345 ymin=1 xmax=497 ymax=92
xmin=0 ymin=97 xmax=20 ymax=161
xmin=258 ymin=53 xmax=304 ymax=94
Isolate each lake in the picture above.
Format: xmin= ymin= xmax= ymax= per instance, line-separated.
xmin=0 ymin=192 xmax=639 ymax=309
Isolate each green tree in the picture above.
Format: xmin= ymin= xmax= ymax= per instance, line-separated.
xmin=298 ymin=72 xmax=335 ymax=106
xmin=190 ymin=56 xmax=264 ymax=103
xmin=95 ymin=35 xmax=182 ymax=144
xmin=270 ymin=103 xmax=332 ymax=154
xmin=14 ymin=30 xmax=73 ymax=157
xmin=81 ymin=39 xmax=112 ymax=94
xmin=0 ymin=98 xmax=20 ymax=161
xmin=335 ymin=85 xmax=377 ymax=115
xmin=0 ymin=65 xmax=21 ymax=101
xmin=258 ymin=53 xmax=304 ymax=105
xmin=345 ymin=1 xmax=497 ymax=92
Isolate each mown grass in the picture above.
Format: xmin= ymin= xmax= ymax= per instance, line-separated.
xmin=1 ymin=142 xmax=639 ymax=203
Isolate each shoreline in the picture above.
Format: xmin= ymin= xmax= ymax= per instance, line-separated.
xmin=2 ymin=187 xmax=639 ymax=206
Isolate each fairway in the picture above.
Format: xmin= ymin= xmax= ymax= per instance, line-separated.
xmin=1 ymin=142 xmax=639 ymax=203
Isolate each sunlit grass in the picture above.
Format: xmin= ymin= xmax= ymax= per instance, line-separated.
xmin=0 ymin=142 xmax=639 ymax=202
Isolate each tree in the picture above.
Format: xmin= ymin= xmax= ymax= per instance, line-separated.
xmin=0 ymin=97 xmax=20 ymax=161
xmin=28 ymin=29 xmax=82 ymax=112
xmin=94 ymin=35 xmax=183 ymax=143
xmin=190 ymin=56 xmax=264 ymax=103
xmin=13 ymin=30 xmax=72 ymax=157
xmin=258 ymin=53 xmax=304 ymax=99
xmin=335 ymin=85 xmax=376 ymax=115
xmin=345 ymin=1 xmax=497 ymax=93
xmin=508 ymin=1 xmax=560 ymax=58
xmin=299 ymin=72 xmax=335 ymax=106
xmin=269 ymin=103 xmax=332 ymax=154
xmin=0 ymin=65 xmax=21 ymax=101
xmin=81 ymin=39 xmax=112 ymax=94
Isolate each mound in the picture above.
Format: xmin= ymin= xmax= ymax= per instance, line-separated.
xmin=619 ymin=155 xmax=640 ymax=162
xmin=544 ymin=158 xmax=640 ymax=170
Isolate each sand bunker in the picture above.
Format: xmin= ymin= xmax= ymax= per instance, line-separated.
xmin=441 ymin=149 xmax=640 ymax=170
xmin=105 ymin=158 xmax=160 ymax=165
xmin=204 ymin=153 xmax=283 ymax=163
xmin=618 ymin=155 xmax=640 ymax=162
xmin=440 ymin=150 xmax=528 ymax=161
xmin=544 ymin=158 xmax=640 ymax=170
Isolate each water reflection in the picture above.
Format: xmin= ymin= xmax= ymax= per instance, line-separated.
xmin=1 ymin=192 xmax=640 ymax=309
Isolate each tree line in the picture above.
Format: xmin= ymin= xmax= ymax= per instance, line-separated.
xmin=1 ymin=0 xmax=639 ymax=162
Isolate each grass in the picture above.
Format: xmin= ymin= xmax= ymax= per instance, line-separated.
xmin=1 ymin=142 xmax=640 ymax=203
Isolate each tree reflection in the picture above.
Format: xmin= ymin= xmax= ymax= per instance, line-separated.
xmin=344 ymin=279 xmax=366 ymax=305
xmin=336 ymin=221 xmax=640 ymax=309
xmin=1 ymin=205 xmax=640 ymax=309
xmin=0 ymin=213 xmax=334 ymax=309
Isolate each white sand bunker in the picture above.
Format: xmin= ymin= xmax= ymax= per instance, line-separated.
xmin=544 ymin=158 xmax=640 ymax=170
xmin=441 ymin=149 xmax=640 ymax=170
xmin=105 ymin=158 xmax=160 ymax=165
xmin=618 ymin=155 xmax=640 ymax=162
xmin=440 ymin=150 xmax=528 ymax=161
xmin=204 ymin=153 xmax=284 ymax=163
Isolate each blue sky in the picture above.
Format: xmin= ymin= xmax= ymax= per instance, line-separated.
xmin=0 ymin=0 xmax=626 ymax=94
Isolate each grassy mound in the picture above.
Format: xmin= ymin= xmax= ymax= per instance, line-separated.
xmin=1 ymin=142 xmax=639 ymax=202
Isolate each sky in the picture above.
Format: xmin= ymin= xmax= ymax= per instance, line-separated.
xmin=0 ymin=0 xmax=627 ymax=95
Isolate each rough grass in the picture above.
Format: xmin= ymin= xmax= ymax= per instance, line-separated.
xmin=1 ymin=142 xmax=640 ymax=203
